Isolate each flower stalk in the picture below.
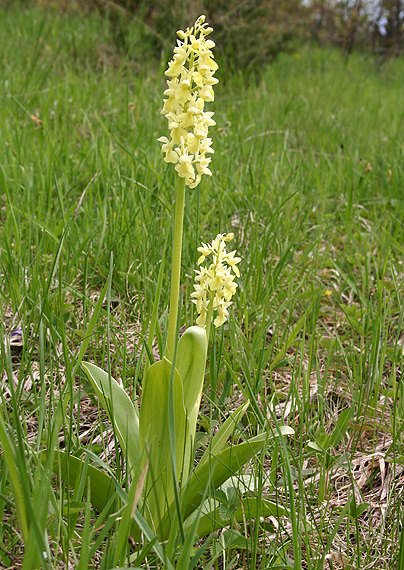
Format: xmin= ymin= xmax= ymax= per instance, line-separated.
xmin=205 ymin=292 xmax=214 ymax=343
xmin=166 ymin=175 xmax=186 ymax=359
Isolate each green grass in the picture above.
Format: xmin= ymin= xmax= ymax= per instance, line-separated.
xmin=1 ymin=3 xmax=404 ymax=568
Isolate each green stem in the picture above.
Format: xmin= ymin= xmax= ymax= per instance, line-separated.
xmin=166 ymin=176 xmax=186 ymax=360
xmin=205 ymin=293 xmax=214 ymax=345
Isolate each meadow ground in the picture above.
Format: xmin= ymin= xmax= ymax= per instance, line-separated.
xmin=1 ymin=4 xmax=404 ymax=569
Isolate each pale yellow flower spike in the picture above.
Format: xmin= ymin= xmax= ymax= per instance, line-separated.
xmin=158 ymin=15 xmax=218 ymax=188
xmin=191 ymin=234 xmax=241 ymax=328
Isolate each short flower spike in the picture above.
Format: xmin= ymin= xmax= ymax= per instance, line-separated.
xmin=158 ymin=15 xmax=218 ymax=188
xmin=191 ymin=233 xmax=241 ymax=327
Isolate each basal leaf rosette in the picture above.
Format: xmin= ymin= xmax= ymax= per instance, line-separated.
xmin=158 ymin=15 xmax=218 ymax=188
xmin=191 ymin=233 xmax=241 ymax=328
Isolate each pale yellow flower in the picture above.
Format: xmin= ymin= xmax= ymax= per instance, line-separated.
xmin=159 ymin=15 xmax=218 ymax=188
xmin=213 ymin=300 xmax=231 ymax=328
xmin=157 ymin=137 xmax=178 ymax=163
xmin=191 ymin=233 xmax=241 ymax=328
xmin=175 ymin=150 xmax=195 ymax=185
xmin=225 ymin=250 xmax=241 ymax=278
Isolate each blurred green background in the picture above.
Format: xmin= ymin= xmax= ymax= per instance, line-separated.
xmin=20 ymin=0 xmax=404 ymax=71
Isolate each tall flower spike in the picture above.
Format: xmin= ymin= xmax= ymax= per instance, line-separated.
xmin=158 ymin=15 xmax=218 ymax=189
xmin=191 ymin=233 xmax=241 ymax=328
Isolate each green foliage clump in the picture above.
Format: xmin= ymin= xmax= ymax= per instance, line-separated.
xmin=203 ymin=0 xmax=310 ymax=71
xmin=32 ymin=0 xmax=311 ymax=70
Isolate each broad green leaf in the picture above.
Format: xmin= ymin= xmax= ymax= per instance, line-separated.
xmin=45 ymin=450 xmax=116 ymax=513
xmin=211 ymin=529 xmax=249 ymax=554
xmin=307 ymin=441 xmax=325 ymax=454
xmin=176 ymin=325 xmax=207 ymax=480
xmin=198 ymin=401 xmax=250 ymax=469
xmin=139 ymin=357 xmax=187 ymax=531
xmin=349 ymin=500 xmax=369 ymax=519
xmin=187 ymin=426 xmax=294 ymax=520
xmin=157 ymin=433 xmax=266 ymax=539
xmin=60 ymin=501 xmax=87 ymax=516
xmin=114 ymin=460 xmax=148 ymax=565
xmin=158 ymin=424 xmax=294 ymax=539
xmin=187 ymin=434 xmax=269 ymax=517
xmin=186 ymin=496 xmax=289 ymax=539
xmin=276 ymin=425 xmax=295 ymax=436
xmin=221 ymin=473 xmax=258 ymax=494
xmin=82 ymin=362 xmax=140 ymax=471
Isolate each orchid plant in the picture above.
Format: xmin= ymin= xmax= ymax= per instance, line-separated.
xmin=53 ymin=15 xmax=293 ymax=551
